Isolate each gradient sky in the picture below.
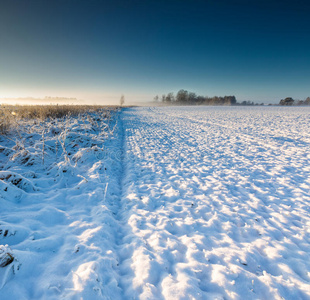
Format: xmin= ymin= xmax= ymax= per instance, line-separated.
xmin=1 ymin=0 xmax=309 ymax=104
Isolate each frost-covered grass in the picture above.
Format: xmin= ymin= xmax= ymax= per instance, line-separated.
xmin=0 ymin=106 xmax=310 ymax=299
xmin=0 ymin=104 xmax=116 ymax=134
xmin=0 ymin=107 xmax=122 ymax=298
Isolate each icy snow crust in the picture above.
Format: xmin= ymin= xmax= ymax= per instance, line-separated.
xmin=1 ymin=106 xmax=310 ymax=299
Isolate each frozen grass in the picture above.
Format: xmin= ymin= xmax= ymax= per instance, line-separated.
xmin=0 ymin=104 xmax=118 ymax=135
xmin=0 ymin=106 xmax=121 ymax=298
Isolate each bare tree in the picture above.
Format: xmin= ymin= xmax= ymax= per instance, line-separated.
xmin=120 ymin=95 xmax=125 ymax=106
xmin=166 ymin=92 xmax=175 ymax=103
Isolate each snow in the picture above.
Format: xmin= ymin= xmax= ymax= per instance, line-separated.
xmin=1 ymin=106 xmax=310 ymax=299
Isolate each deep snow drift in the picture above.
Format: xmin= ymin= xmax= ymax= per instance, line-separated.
xmin=0 ymin=106 xmax=310 ymax=299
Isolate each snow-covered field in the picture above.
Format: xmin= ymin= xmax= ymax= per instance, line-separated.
xmin=0 ymin=106 xmax=310 ymax=299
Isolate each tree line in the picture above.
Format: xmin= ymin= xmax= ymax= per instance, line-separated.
xmin=279 ymin=97 xmax=310 ymax=106
xmin=153 ymin=90 xmax=310 ymax=106
xmin=154 ymin=90 xmax=264 ymax=106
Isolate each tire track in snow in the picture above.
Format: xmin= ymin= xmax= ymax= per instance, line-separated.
xmin=108 ymin=110 xmax=163 ymax=299
xmin=111 ymin=110 xmax=136 ymax=296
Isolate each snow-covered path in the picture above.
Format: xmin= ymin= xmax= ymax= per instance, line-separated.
xmin=119 ymin=106 xmax=310 ymax=299
xmin=1 ymin=106 xmax=310 ymax=299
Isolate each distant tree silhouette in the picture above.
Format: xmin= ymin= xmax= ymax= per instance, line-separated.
xmin=279 ymin=97 xmax=294 ymax=106
xmin=188 ymin=92 xmax=197 ymax=103
xmin=176 ymin=90 xmax=189 ymax=103
xmin=120 ymin=95 xmax=125 ymax=106
xmin=156 ymin=90 xmax=241 ymax=105
xmin=166 ymin=92 xmax=175 ymax=103
xmin=295 ymin=97 xmax=310 ymax=106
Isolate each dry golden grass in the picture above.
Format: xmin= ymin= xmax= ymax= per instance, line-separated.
xmin=0 ymin=104 xmax=118 ymax=134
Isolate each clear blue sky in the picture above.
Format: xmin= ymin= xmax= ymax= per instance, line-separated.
xmin=0 ymin=0 xmax=309 ymax=104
